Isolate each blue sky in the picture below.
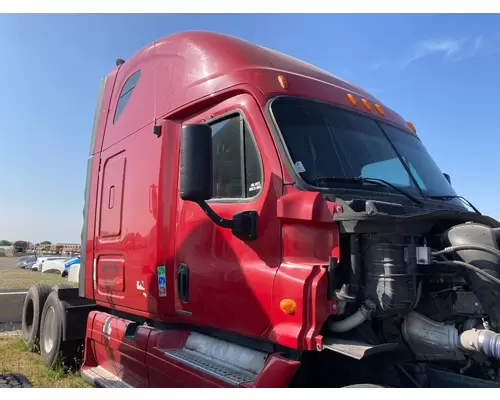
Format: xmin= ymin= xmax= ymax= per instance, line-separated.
xmin=0 ymin=14 xmax=499 ymax=243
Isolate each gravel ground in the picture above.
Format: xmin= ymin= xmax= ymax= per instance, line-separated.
xmin=0 ymin=323 xmax=21 ymax=338
xmin=0 ymin=256 xmax=18 ymax=271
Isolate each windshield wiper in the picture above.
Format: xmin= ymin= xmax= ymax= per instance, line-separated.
xmin=312 ymin=176 xmax=424 ymax=206
xmin=426 ymin=195 xmax=481 ymax=215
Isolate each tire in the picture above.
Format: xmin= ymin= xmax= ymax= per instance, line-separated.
xmin=0 ymin=373 xmax=33 ymax=388
xmin=51 ymin=283 xmax=74 ymax=291
xmin=21 ymin=283 xmax=53 ymax=352
xmin=39 ymin=291 xmax=80 ymax=370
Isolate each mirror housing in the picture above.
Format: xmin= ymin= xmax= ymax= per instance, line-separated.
xmin=179 ymin=124 xmax=213 ymax=202
xmin=179 ymin=123 xmax=257 ymax=241
xmin=443 ymin=173 xmax=451 ymax=185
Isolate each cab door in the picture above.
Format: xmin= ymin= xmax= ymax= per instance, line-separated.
xmin=173 ymin=94 xmax=283 ymax=337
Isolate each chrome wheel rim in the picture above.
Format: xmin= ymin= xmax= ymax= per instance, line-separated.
xmin=43 ymin=306 xmax=56 ymax=353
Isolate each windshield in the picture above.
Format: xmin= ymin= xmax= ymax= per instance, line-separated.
xmin=270 ymin=96 xmax=458 ymax=199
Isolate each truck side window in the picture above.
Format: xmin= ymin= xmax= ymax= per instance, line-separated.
xmin=210 ymin=114 xmax=262 ymax=199
xmin=113 ymin=70 xmax=141 ymax=124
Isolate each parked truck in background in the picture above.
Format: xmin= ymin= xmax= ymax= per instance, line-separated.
xmin=18 ymin=31 xmax=500 ymax=388
xmin=12 ymin=240 xmax=30 ymax=254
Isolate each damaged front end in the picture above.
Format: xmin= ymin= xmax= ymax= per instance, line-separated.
xmin=321 ymin=198 xmax=500 ymax=387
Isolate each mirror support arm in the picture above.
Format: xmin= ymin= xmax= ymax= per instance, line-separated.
xmin=195 ymin=200 xmax=258 ymax=241
xmin=196 ymin=200 xmax=233 ymax=229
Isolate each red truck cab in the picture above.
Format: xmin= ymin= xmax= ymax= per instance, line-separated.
xmin=22 ymin=31 xmax=500 ymax=388
xmin=82 ymin=31 xmax=382 ymax=346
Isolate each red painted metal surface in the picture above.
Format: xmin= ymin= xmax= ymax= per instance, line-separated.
xmin=84 ymin=312 xmax=154 ymax=387
xmin=250 ymin=354 xmax=301 ymax=388
xmin=174 ymin=93 xmax=282 ymax=336
xmin=82 ymin=312 xmax=158 ymax=386
xmin=83 ymin=311 xmax=303 ymax=388
xmin=150 ymin=32 xmax=409 ymax=130
xmin=93 ymin=124 xmax=163 ymax=313
xmin=260 ymin=189 xmax=339 ymax=349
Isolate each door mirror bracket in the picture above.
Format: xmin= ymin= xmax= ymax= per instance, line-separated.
xmin=196 ymin=201 xmax=257 ymax=240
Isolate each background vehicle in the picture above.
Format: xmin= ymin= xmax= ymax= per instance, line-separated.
xmin=30 ymin=256 xmax=70 ymax=272
xmin=61 ymin=256 xmax=80 ymax=277
xmin=12 ymin=241 xmax=29 ymax=254
xmin=16 ymin=254 xmax=37 ymax=269
xmin=20 ymin=31 xmax=500 ymax=388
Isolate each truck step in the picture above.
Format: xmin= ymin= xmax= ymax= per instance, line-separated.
xmin=165 ymin=348 xmax=257 ymax=386
xmin=81 ymin=366 xmax=132 ymax=388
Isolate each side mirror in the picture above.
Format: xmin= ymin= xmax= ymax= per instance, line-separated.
xmin=179 ymin=123 xmax=257 ymax=241
xmin=443 ymin=173 xmax=451 ymax=185
xmin=179 ymin=124 xmax=213 ymax=202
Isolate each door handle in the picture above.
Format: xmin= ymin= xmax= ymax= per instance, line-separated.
xmin=177 ymin=264 xmax=189 ymax=303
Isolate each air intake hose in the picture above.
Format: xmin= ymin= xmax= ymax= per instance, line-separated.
xmin=460 ymin=329 xmax=500 ymax=359
xmin=402 ymin=312 xmax=500 ymax=361
xmin=442 ymin=223 xmax=500 ymax=330
xmin=327 ymin=300 xmax=376 ymax=333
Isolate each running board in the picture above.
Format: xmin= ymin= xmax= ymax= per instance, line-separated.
xmin=166 ymin=349 xmax=257 ymax=385
xmin=81 ymin=366 xmax=132 ymax=388
xmin=164 ymin=332 xmax=268 ymax=386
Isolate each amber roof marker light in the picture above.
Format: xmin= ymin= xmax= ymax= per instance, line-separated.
xmin=346 ymin=93 xmax=357 ymax=106
xmin=278 ymin=75 xmax=288 ymax=90
xmin=407 ymin=121 xmax=417 ymax=134
xmin=361 ymin=98 xmax=371 ymax=111
xmin=374 ymin=103 xmax=385 ymax=116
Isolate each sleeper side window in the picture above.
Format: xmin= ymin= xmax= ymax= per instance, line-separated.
xmin=209 ymin=114 xmax=262 ymax=200
xmin=113 ymin=70 xmax=141 ymax=124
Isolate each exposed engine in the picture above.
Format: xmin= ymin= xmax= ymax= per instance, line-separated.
xmin=327 ymin=218 xmax=500 ymax=385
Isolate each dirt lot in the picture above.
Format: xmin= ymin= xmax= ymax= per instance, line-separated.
xmin=0 ymin=256 xmax=72 ymax=290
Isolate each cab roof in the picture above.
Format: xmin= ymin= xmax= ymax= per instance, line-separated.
xmin=149 ymin=30 xmax=379 ymax=102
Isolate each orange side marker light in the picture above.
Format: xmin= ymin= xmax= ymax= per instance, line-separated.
xmin=280 ymin=298 xmax=297 ymax=315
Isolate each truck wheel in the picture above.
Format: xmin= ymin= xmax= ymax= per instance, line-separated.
xmin=0 ymin=373 xmax=33 ymax=388
xmin=39 ymin=291 xmax=79 ymax=370
xmin=21 ymin=283 xmax=53 ymax=352
xmin=51 ymin=283 xmax=74 ymax=291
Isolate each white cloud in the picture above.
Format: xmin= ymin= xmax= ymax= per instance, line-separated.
xmin=402 ymin=37 xmax=466 ymax=67
xmin=370 ymin=35 xmax=497 ymax=70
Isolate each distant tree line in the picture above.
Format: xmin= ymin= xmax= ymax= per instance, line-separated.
xmin=0 ymin=240 xmax=52 ymax=246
